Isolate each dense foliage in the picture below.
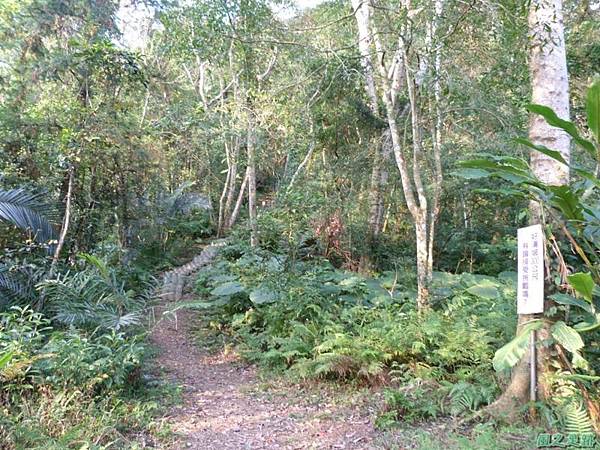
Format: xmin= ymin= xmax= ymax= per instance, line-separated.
xmin=0 ymin=0 xmax=599 ymax=447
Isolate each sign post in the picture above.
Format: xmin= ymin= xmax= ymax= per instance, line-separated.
xmin=517 ymin=224 xmax=545 ymax=405
xmin=517 ymin=224 xmax=545 ymax=315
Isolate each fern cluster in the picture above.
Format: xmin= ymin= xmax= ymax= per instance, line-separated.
xmin=184 ymin=243 xmax=517 ymax=424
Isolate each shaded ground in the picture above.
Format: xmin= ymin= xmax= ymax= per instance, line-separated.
xmin=151 ymin=302 xmax=384 ymax=449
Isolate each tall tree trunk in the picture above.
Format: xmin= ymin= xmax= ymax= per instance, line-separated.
xmin=414 ymin=211 xmax=430 ymax=309
xmin=367 ymin=132 xmax=392 ymax=239
xmin=217 ymin=141 xmax=232 ymax=237
xmin=228 ymin=168 xmax=249 ymax=229
xmin=287 ymin=119 xmax=316 ymax=194
xmin=487 ymin=0 xmax=570 ymax=420
xmin=222 ymin=137 xmax=239 ymax=229
xmin=51 ymin=165 xmax=74 ymax=271
xmin=247 ymin=113 xmax=258 ymax=247
xmin=427 ymin=0 xmax=444 ymax=282
xmin=352 ymin=0 xmax=392 ymax=272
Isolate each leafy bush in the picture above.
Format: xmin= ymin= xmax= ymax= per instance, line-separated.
xmin=0 ymin=307 xmax=146 ymax=397
xmin=36 ymin=330 xmax=146 ymax=394
xmin=0 ymin=274 xmax=161 ymax=448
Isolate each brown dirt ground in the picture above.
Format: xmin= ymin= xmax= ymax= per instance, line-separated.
xmin=150 ymin=302 xmax=387 ymax=449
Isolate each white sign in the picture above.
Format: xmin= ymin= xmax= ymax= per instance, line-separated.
xmin=517 ymin=224 xmax=545 ymax=314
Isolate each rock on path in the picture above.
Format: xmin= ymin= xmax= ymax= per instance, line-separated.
xmin=150 ymin=242 xmax=381 ymax=449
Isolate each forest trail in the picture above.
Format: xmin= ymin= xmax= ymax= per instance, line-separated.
xmin=150 ymin=242 xmax=381 ymax=450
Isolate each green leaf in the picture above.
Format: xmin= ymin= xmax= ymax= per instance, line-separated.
xmin=551 ymin=321 xmax=584 ymax=354
xmin=338 ymin=275 xmax=363 ymax=287
xmin=498 ymin=271 xmax=518 ymax=284
xmin=549 ymin=293 xmax=593 ymax=314
xmin=210 ymin=281 xmax=244 ymax=296
xmin=460 ymin=157 xmax=536 ymax=185
xmin=551 ymin=321 xmax=584 ymax=355
xmin=452 ymin=168 xmax=491 ymax=179
xmin=79 ymin=253 xmax=110 ymax=280
xmin=546 ymin=185 xmax=584 ymax=220
xmin=527 ymin=104 xmax=596 ymax=158
xmin=0 ymin=188 xmax=56 ymax=243
xmin=459 ymin=158 xmax=504 ymax=170
xmin=567 ymin=273 xmax=595 ymax=302
xmin=515 ymin=138 xmax=567 ymax=165
xmin=586 ymin=80 xmax=600 ymax=143
xmin=573 ymin=168 xmax=600 ymax=189
xmin=0 ymin=351 xmax=13 ymax=370
xmin=209 ymin=274 xmax=238 ymax=283
xmin=493 ymin=320 xmax=543 ymax=372
xmin=318 ymin=284 xmax=341 ymax=296
xmin=573 ymin=313 xmax=600 ymax=333
xmin=466 ymin=283 xmax=500 ymax=300
xmin=249 ymin=286 xmax=278 ymax=304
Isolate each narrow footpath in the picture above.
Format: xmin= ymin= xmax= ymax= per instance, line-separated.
xmin=150 ymin=242 xmax=381 ymax=450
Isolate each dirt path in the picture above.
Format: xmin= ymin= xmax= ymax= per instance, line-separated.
xmin=149 ymin=243 xmax=383 ymax=450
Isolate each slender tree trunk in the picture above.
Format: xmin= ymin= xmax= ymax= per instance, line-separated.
xmin=404 ymin=60 xmax=433 ymax=304
xmin=217 ymin=141 xmax=232 ymax=236
xmin=415 ymin=211 xmax=430 ymax=309
xmin=287 ymin=120 xmax=316 ymax=193
xmin=247 ymin=113 xmax=258 ymax=247
xmin=51 ymin=165 xmax=74 ymax=270
xmin=228 ymin=168 xmax=249 ymax=229
xmin=487 ymin=0 xmax=570 ymax=420
xmin=427 ymin=0 xmax=445 ymax=282
xmin=352 ymin=0 xmax=392 ymax=272
xmin=222 ymin=137 xmax=239 ymax=228
xmin=367 ymin=132 xmax=391 ymax=238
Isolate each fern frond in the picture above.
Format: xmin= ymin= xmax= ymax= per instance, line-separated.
xmin=562 ymin=401 xmax=594 ymax=434
xmin=0 ymin=264 xmax=42 ymax=307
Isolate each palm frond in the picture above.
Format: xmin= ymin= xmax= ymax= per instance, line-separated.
xmin=39 ymin=259 xmax=151 ymax=331
xmin=0 ymin=188 xmax=56 ymax=243
xmin=0 ymin=264 xmax=40 ymax=308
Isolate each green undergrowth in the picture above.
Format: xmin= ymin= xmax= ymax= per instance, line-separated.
xmin=0 ymin=247 xmax=182 ymax=449
xmin=183 ymin=241 xmax=521 ymax=424
xmin=375 ymin=422 xmax=542 ymax=450
xmin=0 ymin=306 xmax=179 ymax=449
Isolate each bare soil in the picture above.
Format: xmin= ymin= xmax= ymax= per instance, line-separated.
xmin=151 ymin=304 xmax=384 ymax=449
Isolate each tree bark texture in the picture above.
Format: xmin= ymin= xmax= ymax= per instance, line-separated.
xmin=488 ymin=0 xmax=570 ymax=420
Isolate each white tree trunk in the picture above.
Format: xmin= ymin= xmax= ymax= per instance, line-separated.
xmin=488 ymin=0 xmax=570 ymax=420
xmin=529 ymin=0 xmax=571 ymax=185
xmin=427 ymin=0 xmax=444 ymax=282
xmin=247 ymin=113 xmax=258 ymax=247
xmin=367 ymin=131 xmax=392 ymax=238
xmin=223 ymin=138 xmax=239 ymax=222
xmin=228 ymin=168 xmax=249 ymax=229
xmin=217 ymin=141 xmax=232 ymax=236
xmin=351 ymin=0 xmax=379 ymax=112
xmin=51 ymin=165 xmax=74 ymax=270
